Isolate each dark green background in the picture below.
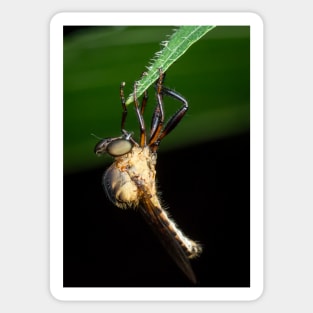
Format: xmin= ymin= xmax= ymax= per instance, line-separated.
xmin=64 ymin=26 xmax=250 ymax=173
xmin=63 ymin=26 xmax=250 ymax=287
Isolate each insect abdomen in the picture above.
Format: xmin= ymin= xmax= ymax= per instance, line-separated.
xmin=157 ymin=206 xmax=202 ymax=259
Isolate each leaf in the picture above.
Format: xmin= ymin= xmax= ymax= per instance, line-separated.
xmin=125 ymin=26 xmax=216 ymax=105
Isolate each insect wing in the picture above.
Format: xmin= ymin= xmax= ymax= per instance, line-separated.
xmin=138 ymin=196 xmax=197 ymax=284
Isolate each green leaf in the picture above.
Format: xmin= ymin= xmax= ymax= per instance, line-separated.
xmin=125 ymin=26 xmax=216 ymax=105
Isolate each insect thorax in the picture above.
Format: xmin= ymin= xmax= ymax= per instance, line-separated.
xmin=102 ymin=146 xmax=157 ymax=209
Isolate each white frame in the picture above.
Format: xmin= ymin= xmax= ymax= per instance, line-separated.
xmin=50 ymin=12 xmax=263 ymax=301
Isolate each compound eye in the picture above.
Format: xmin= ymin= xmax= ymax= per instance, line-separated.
xmin=107 ymin=139 xmax=133 ymax=157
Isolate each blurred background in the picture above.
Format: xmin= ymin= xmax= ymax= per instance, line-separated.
xmin=63 ymin=26 xmax=250 ymax=287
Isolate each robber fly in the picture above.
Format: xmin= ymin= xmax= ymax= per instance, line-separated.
xmin=94 ymin=69 xmax=202 ymax=283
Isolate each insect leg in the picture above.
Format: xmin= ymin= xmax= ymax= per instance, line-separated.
xmin=149 ymin=71 xmax=188 ymax=151
xmin=149 ymin=70 xmax=166 ymax=147
xmin=140 ymin=72 xmax=149 ymax=116
xmin=133 ymin=81 xmax=147 ymax=147
xmin=120 ymin=82 xmax=128 ymax=133
xmin=156 ymin=86 xmax=188 ymax=144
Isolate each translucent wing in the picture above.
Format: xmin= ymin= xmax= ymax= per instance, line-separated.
xmin=138 ymin=195 xmax=198 ymax=284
